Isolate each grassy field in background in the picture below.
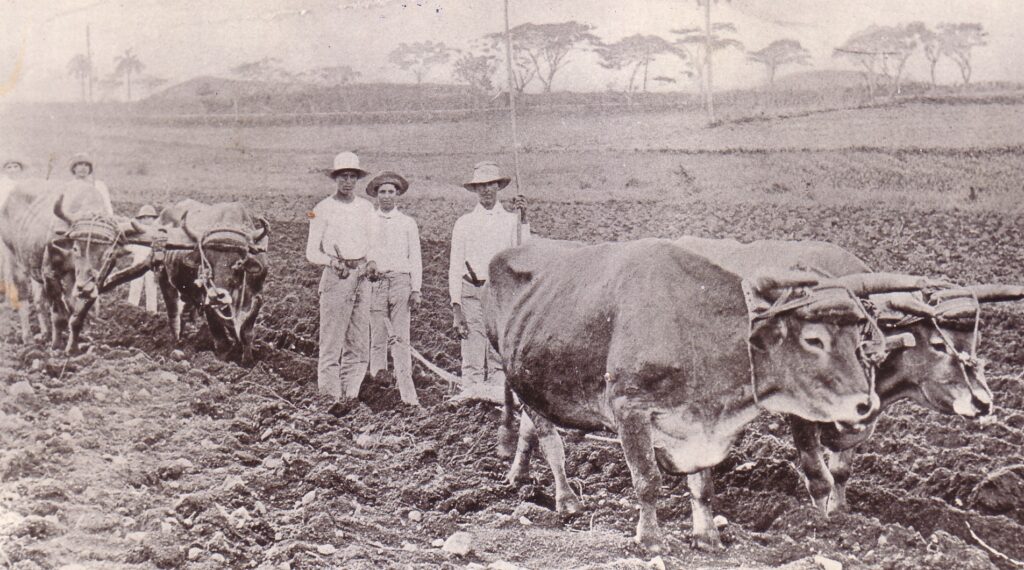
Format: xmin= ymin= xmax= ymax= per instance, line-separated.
xmin=2 ymin=99 xmax=1023 ymax=217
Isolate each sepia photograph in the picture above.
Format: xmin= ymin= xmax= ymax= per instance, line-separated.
xmin=2 ymin=1 xmax=1024 ymax=568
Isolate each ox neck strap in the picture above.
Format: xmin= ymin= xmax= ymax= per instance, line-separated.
xmin=740 ymin=280 xmax=763 ymax=407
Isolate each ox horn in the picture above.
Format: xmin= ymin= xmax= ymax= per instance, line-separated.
xmin=181 ymin=211 xmax=199 ymax=243
xmin=250 ymin=217 xmax=270 ymax=244
xmin=750 ymin=269 xmax=820 ymax=295
xmin=883 ymin=295 xmax=936 ymax=318
xmin=53 ymin=194 xmax=72 ymax=224
xmin=825 ymin=273 xmax=944 ymax=296
xmin=884 ymin=332 xmax=916 ymax=351
xmin=966 ymin=284 xmax=1024 ymax=303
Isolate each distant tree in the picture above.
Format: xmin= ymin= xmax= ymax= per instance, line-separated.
xmin=67 ymin=54 xmax=91 ymax=102
xmin=387 ymin=41 xmax=454 ymax=84
xmin=114 ymin=48 xmax=144 ymax=102
xmin=913 ymin=23 xmax=943 ymax=86
xmin=834 ymin=26 xmax=890 ymax=99
xmin=231 ymin=57 xmax=294 ymax=83
xmin=506 ymin=21 xmax=599 ymax=93
xmin=481 ymin=34 xmax=537 ymax=94
xmin=747 ymin=39 xmax=811 ymax=88
xmin=596 ymin=34 xmax=675 ymax=94
xmin=835 ymin=24 xmax=922 ymax=98
xmin=452 ymin=52 xmax=498 ymax=99
xmin=938 ymin=23 xmax=987 ymax=86
xmin=670 ymin=21 xmax=742 ymax=113
xmin=303 ymin=65 xmax=361 ymax=87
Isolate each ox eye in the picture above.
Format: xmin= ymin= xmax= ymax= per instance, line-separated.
xmin=930 ymin=338 xmax=948 ymax=353
xmin=801 ymin=334 xmax=826 ymax=351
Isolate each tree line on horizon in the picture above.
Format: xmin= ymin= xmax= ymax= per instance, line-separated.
xmin=65 ymin=17 xmax=989 ymax=114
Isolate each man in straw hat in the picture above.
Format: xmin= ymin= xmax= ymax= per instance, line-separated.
xmin=69 ymin=153 xmax=114 ymax=215
xmin=449 ymin=161 xmax=529 ymax=398
xmin=126 ymin=204 xmax=160 ymax=313
xmin=306 ymin=151 xmax=380 ymax=402
xmin=365 ymin=171 xmax=423 ymax=407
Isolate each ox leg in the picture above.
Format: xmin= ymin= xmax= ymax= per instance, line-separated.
xmin=508 ymin=411 xmax=538 ymax=485
xmin=825 ymin=449 xmax=854 ymax=513
xmin=205 ymin=310 xmax=231 ymax=360
xmin=528 ymin=410 xmax=582 ymax=515
xmin=788 ymin=416 xmax=835 ymax=515
xmin=157 ymin=271 xmax=183 ymax=342
xmin=616 ymin=409 xmax=665 ymax=553
xmin=31 ymin=280 xmax=50 ymax=342
xmin=45 ymin=278 xmax=69 ymax=351
xmin=497 ymin=382 xmax=518 ymax=459
xmin=66 ymin=298 xmax=95 ymax=354
xmin=11 ymin=273 xmax=34 ymax=344
xmin=688 ymin=469 xmax=723 ymax=550
xmin=238 ymin=297 xmax=263 ymax=367
xmin=6 ymin=266 xmax=29 ymax=343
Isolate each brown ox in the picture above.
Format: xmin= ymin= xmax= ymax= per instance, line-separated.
xmin=154 ymin=200 xmax=268 ymax=365
xmin=676 ymin=236 xmax=1017 ymax=515
xmin=0 ymin=179 xmax=150 ymax=352
xmin=484 ymin=237 xmax=884 ymax=552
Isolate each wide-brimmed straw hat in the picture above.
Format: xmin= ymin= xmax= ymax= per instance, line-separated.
xmin=136 ymin=204 xmax=158 ymax=219
xmin=463 ymin=161 xmax=511 ymax=191
xmin=366 ymin=171 xmax=409 ymax=197
xmin=3 ymin=158 xmax=24 ymax=169
xmin=69 ymin=152 xmax=94 ymax=174
xmin=328 ymin=151 xmax=370 ymax=179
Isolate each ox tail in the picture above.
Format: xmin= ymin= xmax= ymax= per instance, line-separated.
xmin=497 ymin=381 xmax=517 ymax=459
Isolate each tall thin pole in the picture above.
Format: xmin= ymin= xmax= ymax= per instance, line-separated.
xmin=503 ymin=0 xmax=522 ymax=195
xmin=704 ymin=0 xmax=715 ymax=123
xmin=86 ymin=25 xmax=94 ymax=103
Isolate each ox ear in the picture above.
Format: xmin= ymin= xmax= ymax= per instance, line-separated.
xmin=181 ymin=250 xmax=201 ymax=269
xmin=243 ymin=256 xmax=264 ymax=275
xmin=750 ymin=318 xmax=787 ymax=352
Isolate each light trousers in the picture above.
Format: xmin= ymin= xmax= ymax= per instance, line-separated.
xmin=369 ymin=272 xmax=419 ymax=405
xmin=128 ymin=271 xmax=158 ymax=313
xmin=460 ymin=282 xmax=505 ymax=385
xmin=317 ymin=267 xmax=371 ymax=400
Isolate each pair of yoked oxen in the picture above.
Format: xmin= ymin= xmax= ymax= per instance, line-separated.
xmin=483 ymin=235 xmax=1024 ymax=553
xmin=0 ymin=181 xmax=268 ymax=365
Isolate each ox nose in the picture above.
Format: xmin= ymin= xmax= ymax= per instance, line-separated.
xmin=972 ymin=397 xmax=992 ymax=416
xmin=854 ymin=392 xmax=880 ymax=420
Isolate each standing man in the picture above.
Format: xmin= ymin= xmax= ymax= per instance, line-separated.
xmin=70 ymin=153 xmax=114 ymax=215
xmin=306 ymin=151 xmax=379 ymax=402
xmin=0 ymin=158 xmax=25 ymax=304
xmin=449 ymin=161 xmax=528 ymax=400
xmin=366 ymin=171 xmax=422 ymax=407
xmin=126 ymin=204 xmax=160 ymax=313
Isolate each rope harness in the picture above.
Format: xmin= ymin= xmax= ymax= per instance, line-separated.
xmin=880 ymin=292 xmax=984 ymax=382
xmin=193 ymin=227 xmax=258 ymax=325
xmin=741 ymin=282 xmax=884 ymax=407
xmin=63 ymin=216 xmax=125 ymax=294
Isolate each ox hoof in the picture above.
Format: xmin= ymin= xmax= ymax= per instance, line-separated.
xmin=691 ymin=531 xmax=724 ymax=552
xmin=496 ymin=426 xmax=516 ymax=460
xmin=556 ymin=494 xmax=582 ymax=516
xmin=634 ymin=532 xmax=667 ymax=555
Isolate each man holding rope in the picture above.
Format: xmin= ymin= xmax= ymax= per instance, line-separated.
xmin=365 ymin=170 xmax=423 ymax=408
xmin=449 ymin=161 xmax=529 ymax=401
xmin=306 ymin=151 xmax=380 ymax=402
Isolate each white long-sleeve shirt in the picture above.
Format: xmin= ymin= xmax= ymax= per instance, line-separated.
xmin=73 ymin=177 xmax=114 ymax=215
xmin=306 ymin=195 xmax=379 ymax=266
xmin=448 ymin=202 xmax=530 ymax=304
xmin=375 ymin=208 xmax=423 ymax=292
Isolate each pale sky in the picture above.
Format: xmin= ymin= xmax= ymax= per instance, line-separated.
xmin=1 ymin=0 xmax=1022 ymax=101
